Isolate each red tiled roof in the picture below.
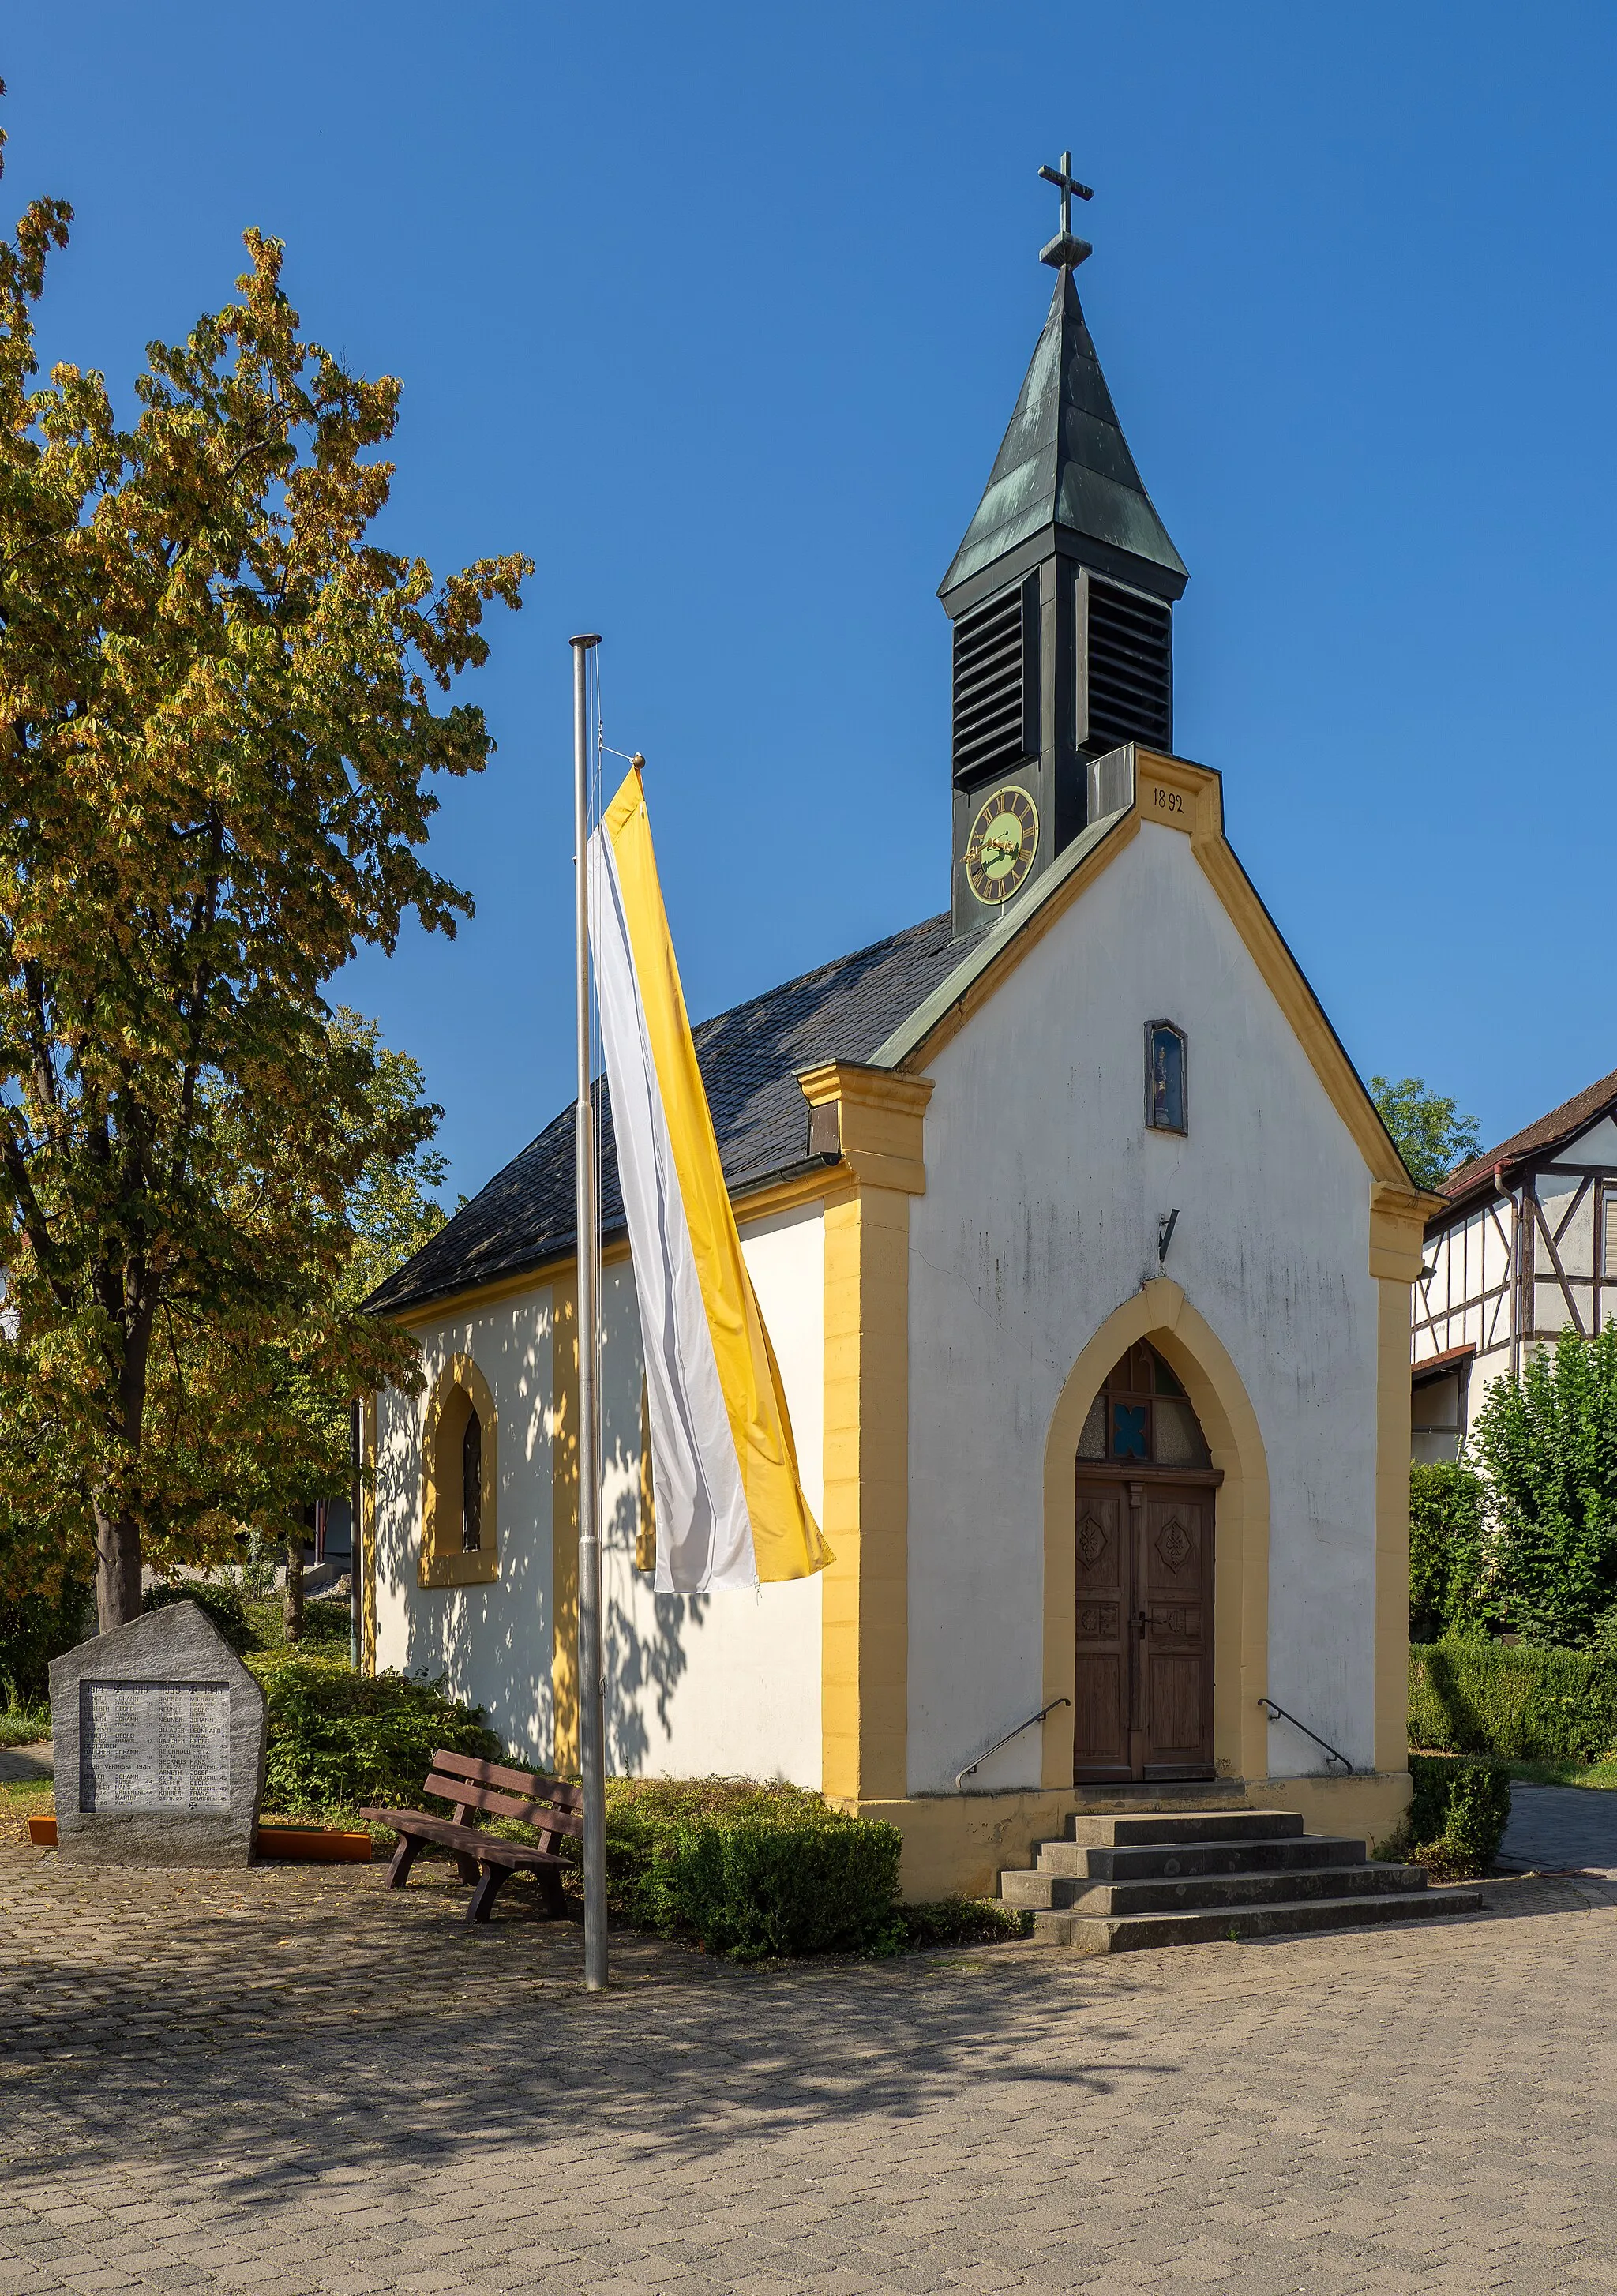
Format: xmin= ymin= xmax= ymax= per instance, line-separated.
xmin=1440 ymin=1066 xmax=1617 ymax=1205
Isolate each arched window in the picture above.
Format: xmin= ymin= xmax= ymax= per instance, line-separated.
xmin=1146 ymin=1020 xmax=1187 ymax=1133
xmin=460 ymin=1408 xmax=482 ymax=1552
xmin=419 ymin=1355 xmax=498 ymax=1587
xmin=1077 ymin=1341 xmax=1210 ymax=1469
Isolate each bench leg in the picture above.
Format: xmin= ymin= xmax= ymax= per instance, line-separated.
xmin=385 ymin=1834 xmax=423 ymax=1891
xmin=535 ymin=1867 xmax=567 ymax=1919
xmin=466 ymin=1864 xmax=511 ymax=1924
xmin=455 ymin=1853 xmax=482 ymax=1885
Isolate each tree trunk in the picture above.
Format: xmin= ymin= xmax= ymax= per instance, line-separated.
xmin=283 ymin=1528 xmax=304 ymax=1646
xmin=93 ymin=1507 xmax=143 ymax=1633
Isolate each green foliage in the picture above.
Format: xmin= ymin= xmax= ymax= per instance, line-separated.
xmin=1409 ymin=1462 xmax=1495 ymax=1641
xmin=332 ymin=1009 xmax=456 ymax=1311
xmin=0 ymin=1567 xmax=92 ymax=1705
xmin=1401 ymin=1752 xmax=1511 ymax=1880
xmin=1369 ymin=1075 xmax=1483 ymax=1191
xmin=601 ymin=1778 xmax=902 ymax=1960
xmin=144 ymin=1581 xmax=253 ymax=1655
xmin=1409 ymin=1638 xmax=1617 ymax=1764
xmin=899 ymin=1897 xmax=1032 ymax=1948
xmin=251 ymin=1654 xmax=500 ymax=1818
xmin=1469 ymin=1323 xmax=1617 ymax=1648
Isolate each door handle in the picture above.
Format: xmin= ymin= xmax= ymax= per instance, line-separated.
xmin=1135 ymin=1609 xmax=1150 ymax=1639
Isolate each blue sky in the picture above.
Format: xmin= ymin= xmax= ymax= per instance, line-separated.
xmin=8 ymin=6 xmax=1615 ymax=1196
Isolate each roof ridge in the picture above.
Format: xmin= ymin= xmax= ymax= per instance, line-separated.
xmin=1441 ymin=1064 xmax=1617 ymax=1199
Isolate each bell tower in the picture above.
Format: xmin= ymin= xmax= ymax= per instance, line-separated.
xmin=941 ymin=155 xmax=1188 ymax=937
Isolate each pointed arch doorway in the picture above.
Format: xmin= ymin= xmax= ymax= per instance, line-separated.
xmin=1074 ymin=1340 xmax=1222 ymax=1782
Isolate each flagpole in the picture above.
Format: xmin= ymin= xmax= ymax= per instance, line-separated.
xmin=571 ymin=629 xmax=607 ymax=1993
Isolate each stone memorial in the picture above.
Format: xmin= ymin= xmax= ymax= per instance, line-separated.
xmin=49 ymin=1600 xmax=267 ymax=1866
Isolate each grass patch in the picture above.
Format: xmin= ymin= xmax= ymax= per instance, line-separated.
xmin=1504 ymin=1757 xmax=1617 ymax=1791
xmin=0 ymin=1705 xmax=52 ymax=1748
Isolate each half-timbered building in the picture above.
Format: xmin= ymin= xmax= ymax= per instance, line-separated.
xmin=1412 ymin=1068 xmax=1617 ymax=1462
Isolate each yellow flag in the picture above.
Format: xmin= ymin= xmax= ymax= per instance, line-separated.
xmin=588 ymin=768 xmax=832 ymax=1591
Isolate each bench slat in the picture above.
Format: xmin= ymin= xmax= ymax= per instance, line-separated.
xmin=430 ymin=1749 xmax=584 ymax=1809
xmin=358 ymin=1808 xmax=568 ymax=1871
xmin=425 ymin=1774 xmax=585 ymax=1834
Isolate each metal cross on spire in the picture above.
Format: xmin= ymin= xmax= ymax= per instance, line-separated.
xmin=1038 ymin=148 xmax=1094 ymax=272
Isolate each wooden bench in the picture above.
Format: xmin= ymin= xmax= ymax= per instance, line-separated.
xmin=361 ymin=1750 xmax=585 ymax=1923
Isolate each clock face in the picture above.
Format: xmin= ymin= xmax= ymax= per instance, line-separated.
xmin=964 ymin=784 xmax=1039 ymax=905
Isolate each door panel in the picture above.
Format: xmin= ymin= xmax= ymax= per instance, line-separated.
xmin=1139 ymin=1488 xmax=1214 ymax=1776
xmin=1073 ymin=1484 xmax=1130 ymax=1780
xmin=1075 ymin=1475 xmax=1214 ymax=1782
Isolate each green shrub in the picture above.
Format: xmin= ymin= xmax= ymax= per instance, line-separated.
xmin=145 ymin=1581 xmax=256 ymax=1655
xmin=253 ymin=1654 xmax=500 ymax=1818
xmin=1409 ymin=1462 xmax=1495 ymax=1641
xmin=1409 ymin=1638 xmax=1617 ymax=1763
xmin=1469 ymin=1322 xmax=1617 ymax=1647
xmin=600 ymin=1777 xmax=902 ymax=1960
xmin=899 ymin=1896 xmax=1031 ymax=1948
xmin=1399 ymin=1752 xmax=1511 ymax=1880
xmin=0 ymin=1571 xmax=94 ymax=1707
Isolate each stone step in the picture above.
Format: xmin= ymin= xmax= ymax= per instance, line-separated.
xmin=1064 ymin=1809 xmax=1306 ymax=1848
xmin=1034 ymin=1833 xmax=1366 ymax=1881
xmin=1004 ymin=1859 xmax=1430 ymax=1915
xmin=1032 ymin=1885 xmax=1483 ymax=1953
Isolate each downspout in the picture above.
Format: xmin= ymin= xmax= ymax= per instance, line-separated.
xmin=1495 ymin=1162 xmax=1520 ymax=1380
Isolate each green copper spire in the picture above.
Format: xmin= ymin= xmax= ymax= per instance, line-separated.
xmin=939 ymin=253 xmax=1187 ymax=604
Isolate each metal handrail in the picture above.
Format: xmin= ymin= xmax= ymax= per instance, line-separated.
xmin=955 ymin=1698 xmax=1071 ymax=1788
xmin=1258 ymin=1696 xmax=1353 ymax=1775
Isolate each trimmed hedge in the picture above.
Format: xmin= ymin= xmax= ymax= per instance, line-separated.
xmin=1401 ymin=1752 xmax=1512 ymax=1881
xmin=252 ymin=1654 xmax=501 ymax=1818
xmin=1410 ymin=1638 xmax=1617 ymax=1765
xmin=602 ymin=1778 xmax=902 ymax=1960
xmin=146 ymin=1581 xmax=255 ymax=1655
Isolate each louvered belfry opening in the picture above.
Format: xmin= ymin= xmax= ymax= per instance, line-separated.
xmin=1084 ymin=576 xmax=1172 ymax=755
xmin=951 ymin=576 xmax=1038 ymax=786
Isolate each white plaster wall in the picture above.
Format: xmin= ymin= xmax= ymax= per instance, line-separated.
xmin=373 ymin=1285 xmax=557 ymax=1764
xmin=906 ymin=820 xmax=1382 ymax=1791
xmin=598 ymin=1202 xmax=825 ymax=1785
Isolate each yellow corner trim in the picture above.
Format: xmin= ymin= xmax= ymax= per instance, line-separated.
xmin=1369 ymin=1179 xmax=1447 ymax=1283
xmin=797 ymin=1062 xmax=932 ymax=1196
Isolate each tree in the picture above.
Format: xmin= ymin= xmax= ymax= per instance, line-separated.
xmin=332 ymin=1010 xmax=456 ymax=1317
xmin=277 ymin=1008 xmax=454 ymax=1645
xmin=1369 ymin=1075 xmax=1484 ymax=1191
xmin=1408 ymin=1460 xmax=1495 ymax=1642
xmin=0 ymin=119 xmax=529 ymax=1629
xmin=1469 ymin=1322 xmax=1617 ymax=1649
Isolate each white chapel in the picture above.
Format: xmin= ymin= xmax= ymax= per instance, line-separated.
xmin=363 ymin=186 xmax=1432 ymax=1896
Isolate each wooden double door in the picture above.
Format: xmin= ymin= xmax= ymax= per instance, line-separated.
xmin=1074 ymin=1469 xmax=1218 ymax=1781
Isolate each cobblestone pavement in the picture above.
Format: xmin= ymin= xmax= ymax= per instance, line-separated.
xmin=3 ymin=1848 xmax=1615 ymax=2296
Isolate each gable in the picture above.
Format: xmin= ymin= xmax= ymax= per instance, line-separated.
xmin=1562 ymin=1112 xmax=1617 ymax=1166
xmin=925 ymin=814 xmax=1375 ymax=1214
xmin=880 ymin=748 xmax=1416 ymax=1199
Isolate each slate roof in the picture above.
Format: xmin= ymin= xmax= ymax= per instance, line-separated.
xmin=1439 ymin=1066 xmax=1617 ymax=1211
xmin=939 ymin=266 xmax=1187 ymax=600
xmin=368 ymin=912 xmax=959 ymax=1318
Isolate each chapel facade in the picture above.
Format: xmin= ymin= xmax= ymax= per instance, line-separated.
xmin=364 ymin=175 xmax=1431 ymax=1893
